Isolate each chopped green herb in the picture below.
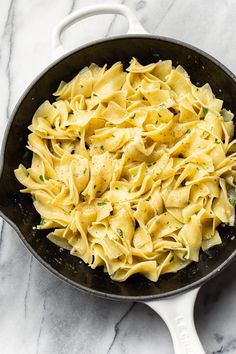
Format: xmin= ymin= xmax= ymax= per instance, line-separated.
xmin=39 ymin=175 xmax=44 ymax=181
xmin=196 ymin=167 xmax=200 ymax=171
xmin=93 ymin=184 xmax=97 ymax=189
xmin=153 ymin=53 xmax=160 ymax=57
xmin=228 ymin=187 xmax=236 ymax=207
xmin=23 ymin=151 xmax=30 ymax=159
xmin=97 ymin=202 xmax=107 ymax=206
xmin=128 ymin=188 xmax=131 ymax=193
xmin=185 ymin=129 xmax=191 ymax=134
xmin=100 ymin=145 xmax=104 ymax=151
xmin=117 ymin=228 xmax=124 ymax=237
xmin=115 ymin=187 xmax=119 ymax=190
xmin=202 ymin=107 xmax=208 ymax=116
xmin=170 ymin=256 xmax=174 ymax=262
xmin=178 ymin=153 xmax=184 ymax=158
xmin=160 ymin=103 xmax=166 ymax=107
xmin=80 ymin=84 xmax=84 ymax=88
xmin=156 ymin=120 xmax=158 ymax=124
xmin=158 ymin=113 xmax=161 ymax=117
xmin=83 ymin=168 xmax=87 ymax=174
xmin=40 ymin=218 xmax=45 ymax=226
xmin=215 ymin=139 xmax=221 ymax=144
xmin=210 ymin=126 xmax=214 ymax=131
xmin=147 ymin=164 xmax=152 ymax=167
xmin=130 ymin=113 xmax=136 ymax=119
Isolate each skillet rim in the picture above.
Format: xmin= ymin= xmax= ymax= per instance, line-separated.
xmin=0 ymin=33 xmax=236 ymax=301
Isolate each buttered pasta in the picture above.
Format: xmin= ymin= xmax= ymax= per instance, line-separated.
xmin=15 ymin=58 xmax=236 ymax=282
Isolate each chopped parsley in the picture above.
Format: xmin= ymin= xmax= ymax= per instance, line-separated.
xmin=128 ymin=188 xmax=131 ymax=193
xmin=93 ymin=184 xmax=96 ymax=189
xmin=83 ymin=168 xmax=87 ymax=174
xmin=170 ymin=256 xmax=174 ymax=262
xmin=228 ymin=187 xmax=236 ymax=207
xmin=156 ymin=120 xmax=158 ymax=124
xmin=130 ymin=113 xmax=136 ymax=119
xmin=97 ymin=202 xmax=107 ymax=206
xmin=230 ymin=199 xmax=236 ymax=207
xmin=40 ymin=218 xmax=45 ymax=226
xmin=185 ymin=129 xmax=191 ymax=134
xmin=153 ymin=53 xmax=160 ymax=57
xmin=80 ymin=84 xmax=84 ymax=88
xmin=215 ymin=139 xmax=221 ymax=144
xmin=158 ymin=113 xmax=161 ymax=117
xmin=115 ymin=187 xmax=119 ymax=190
xmin=23 ymin=151 xmax=30 ymax=159
xmin=202 ymin=107 xmax=208 ymax=116
xmin=39 ymin=175 xmax=44 ymax=181
xmin=100 ymin=145 xmax=104 ymax=151
xmin=117 ymin=228 xmax=124 ymax=237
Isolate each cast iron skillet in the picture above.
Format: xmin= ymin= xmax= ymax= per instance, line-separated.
xmin=0 ymin=4 xmax=235 ymax=354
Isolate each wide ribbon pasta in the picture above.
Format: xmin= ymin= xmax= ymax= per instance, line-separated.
xmin=15 ymin=58 xmax=236 ymax=282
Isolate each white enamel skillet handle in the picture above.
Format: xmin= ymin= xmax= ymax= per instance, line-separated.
xmin=52 ymin=3 xmax=148 ymax=60
xmin=143 ymin=288 xmax=204 ymax=354
xmin=52 ymin=4 xmax=205 ymax=353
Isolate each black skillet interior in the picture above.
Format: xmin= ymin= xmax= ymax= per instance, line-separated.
xmin=0 ymin=36 xmax=236 ymax=301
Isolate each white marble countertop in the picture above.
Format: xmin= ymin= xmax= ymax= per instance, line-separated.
xmin=0 ymin=0 xmax=236 ymax=353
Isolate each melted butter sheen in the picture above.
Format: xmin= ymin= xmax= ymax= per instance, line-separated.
xmin=15 ymin=58 xmax=236 ymax=282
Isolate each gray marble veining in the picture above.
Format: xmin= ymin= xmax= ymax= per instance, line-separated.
xmin=0 ymin=1 xmax=236 ymax=353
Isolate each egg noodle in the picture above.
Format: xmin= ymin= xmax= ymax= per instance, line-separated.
xmin=15 ymin=58 xmax=236 ymax=282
